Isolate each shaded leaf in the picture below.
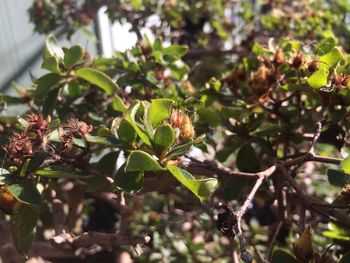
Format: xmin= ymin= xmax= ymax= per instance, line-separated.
xmin=10 ymin=204 xmax=39 ymax=257
xmin=271 ymin=249 xmax=297 ymax=263
xmin=327 ymin=169 xmax=349 ymax=187
xmin=117 ymin=120 xmax=137 ymax=144
xmin=114 ymin=163 xmax=144 ymax=193
xmin=154 ymin=124 xmax=175 ymax=153
xmin=236 ymin=144 xmax=260 ymax=173
xmin=95 ymin=151 xmax=120 ymax=176
xmin=7 ymin=180 xmax=41 ymax=206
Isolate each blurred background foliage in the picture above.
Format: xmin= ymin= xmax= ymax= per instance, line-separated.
xmin=1 ymin=0 xmax=350 ymax=262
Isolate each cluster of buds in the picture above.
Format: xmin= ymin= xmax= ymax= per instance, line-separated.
xmin=169 ymin=108 xmax=195 ymax=139
xmin=59 ymin=118 xmax=92 ymax=150
xmin=4 ymin=114 xmax=48 ymax=165
xmin=331 ymin=73 xmax=350 ymax=91
xmin=4 ymin=133 xmax=33 ymax=165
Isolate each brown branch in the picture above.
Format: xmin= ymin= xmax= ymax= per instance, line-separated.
xmin=50 ymin=232 xmax=150 ymax=253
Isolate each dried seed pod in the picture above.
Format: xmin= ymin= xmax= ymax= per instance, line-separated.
xmin=216 ymin=203 xmax=237 ymax=237
xmin=291 ymin=52 xmax=305 ymax=69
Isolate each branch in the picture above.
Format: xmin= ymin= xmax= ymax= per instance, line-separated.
xmin=51 ymin=232 xmax=150 ymax=253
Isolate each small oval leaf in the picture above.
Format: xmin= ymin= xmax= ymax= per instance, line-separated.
xmin=76 ymin=68 xmax=119 ymax=94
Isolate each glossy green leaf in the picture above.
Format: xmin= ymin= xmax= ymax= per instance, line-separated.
xmin=315 ymin=37 xmax=336 ymax=55
xmin=125 ymin=101 xmax=152 ymax=146
xmin=64 ymin=45 xmax=84 ymax=67
xmin=112 ymin=95 xmax=128 ymax=112
xmin=340 ymin=155 xmax=350 ymax=174
xmin=271 ymin=249 xmax=297 ymax=263
xmin=319 ymin=47 xmax=344 ymax=68
xmin=10 ymin=204 xmax=39 ymax=257
xmin=125 ymin=150 xmax=164 ymax=172
xmin=117 ymin=119 xmax=137 ymax=144
xmin=163 ymin=45 xmax=188 ymax=57
xmin=327 ymin=169 xmax=349 ymax=187
xmin=114 ymin=163 xmax=144 ymax=193
xmin=7 ymin=180 xmax=41 ymax=206
xmin=306 ymin=67 xmax=329 ymax=88
xmin=76 ymin=68 xmax=118 ymax=94
xmin=167 ymin=164 xmax=218 ymax=201
xmin=154 ymin=124 xmax=175 ymax=153
xmin=148 ymin=99 xmax=174 ymax=127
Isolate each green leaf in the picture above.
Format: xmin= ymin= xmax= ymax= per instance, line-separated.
xmin=236 ymin=144 xmax=260 ymax=173
xmin=319 ymin=47 xmax=344 ymax=68
xmin=44 ymin=35 xmax=64 ymax=59
xmin=117 ymin=120 xmax=137 ymax=144
xmin=130 ymin=0 xmax=142 ymax=10
xmin=340 ymin=252 xmax=350 ymax=263
xmin=148 ymin=99 xmax=174 ymax=127
xmin=271 ymin=249 xmax=297 ymax=263
xmin=154 ymin=124 xmax=175 ymax=153
xmin=84 ymin=134 xmax=121 ymax=147
xmin=340 ymin=155 xmax=350 ymax=174
xmin=327 ymin=169 xmax=350 ymax=187
xmin=10 ymin=204 xmax=39 ymax=257
xmin=198 ymin=108 xmax=221 ymax=126
xmin=125 ymin=101 xmax=152 ymax=146
xmin=64 ymin=45 xmax=84 ymax=67
xmin=125 ymin=150 xmax=164 ymax=172
xmin=76 ymin=68 xmax=118 ymax=94
xmin=153 ymin=37 xmax=163 ymax=51
xmin=167 ymin=138 xmax=194 ymax=159
xmin=315 ymin=37 xmax=336 ymax=55
xmin=67 ymin=80 xmax=81 ymax=97
xmin=34 ymin=73 xmax=61 ymax=99
xmin=306 ymin=67 xmax=329 ymax=89
xmin=26 ymin=152 xmax=46 ymax=173
xmin=114 ymin=163 xmax=144 ymax=193
xmin=95 ymin=151 xmax=120 ymax=176
xmin=7 ymin=180 xmax=41 ymax=206
xmin=42 ymin=87 xmax=60 ymax=118
xmin=323 ymin=222 xmax=350 ymax=240
xmin=167 ymin=164 xmax=218 ymax=201
xmin=163 ymin=45 xmax=188 ymax=57
xmin=42 ymin=56 xmax=60 ymax=73
xmin=34 ymin=169 xmax=90 ymax=179
xmin=112 ymin=96 xmax=128 ymax=112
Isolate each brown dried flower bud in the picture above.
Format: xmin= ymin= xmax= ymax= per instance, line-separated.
xmin=291 ymin=52 xmax=305 ymax=69
xmin=293 ymin=227 xmax=314 ymax=263
xmin=274 ymin=49 xmax=285 ymax=65
xmin=4 ymin=133 xmax=33 ymax=165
